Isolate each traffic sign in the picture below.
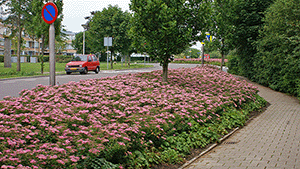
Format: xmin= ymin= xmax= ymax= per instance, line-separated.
xmin=42 ymin=2 xmax=58 ymax=24
xmin=104 ymin=37 xmax=112 ymax=46
xmin=206 ymin=33 xmax=212 ymax=42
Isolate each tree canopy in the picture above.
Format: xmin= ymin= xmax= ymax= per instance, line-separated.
xmin=130 ymin=0 xmax=211 ymax=82
xmin=207 ymin=0 xmax=234 ymax=70
xmin=87 ymin=5 xmax=132 ymax=69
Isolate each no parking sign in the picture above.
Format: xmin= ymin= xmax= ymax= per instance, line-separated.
xmin=42 ymin=1 xmax=58 ymax=86
xmin=42 ymin=2 xmax=58 ymax=24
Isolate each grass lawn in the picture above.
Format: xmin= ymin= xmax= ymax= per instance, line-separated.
xmin=0 ymin=62 xmax=153 ymax=79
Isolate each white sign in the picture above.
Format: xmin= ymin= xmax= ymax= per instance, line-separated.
xmin=104 ymin=37 xmax=112 ymax=46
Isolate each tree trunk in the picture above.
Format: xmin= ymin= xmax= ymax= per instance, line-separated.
xmin=128 ymin=53 xmax=130 ymax=68
xmin=4 ymin=37 xmax=11 ymax=68
xmin=162 ymin=61 xmax=169 ymax=82
xmin=17 ymin=15 xmax=21 ymax=72
xmin=220 ymin=39 xmax=225 ymax=71
xmin=38 ymin=38 xmax=40 ymax=56
xmin=40 ymin=36 xmax=45 ymax=74
xmin=221 ymin=53 xmax=224 ymax=71
xmin=110 ymin=52 xmax=113 ymax=69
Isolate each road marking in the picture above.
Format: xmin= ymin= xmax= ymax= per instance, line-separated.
xmin=2 ymin=80 xmax=17 ymax=84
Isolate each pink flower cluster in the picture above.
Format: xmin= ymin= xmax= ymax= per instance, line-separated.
xmin=0 ymin=66 xmax=258 ymax=168
xmin=174 ymin=58 xmax=228 ymax=63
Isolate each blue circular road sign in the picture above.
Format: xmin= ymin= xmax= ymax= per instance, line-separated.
xmin=42 ymin=2 xmax=58 ymax=24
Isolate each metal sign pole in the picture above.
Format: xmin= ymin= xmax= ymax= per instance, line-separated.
xmin=104 ymin=37 xmax=112 ymax=70
xmin=107 ymin=46 xmax=109 ymax=70
xmin=42 ymin=0 xmax=58 ymax=86
xmin=49 ymin=0 xmax=55 ymax=86
xmin=201 ymin=44 xmax=204 ymax=66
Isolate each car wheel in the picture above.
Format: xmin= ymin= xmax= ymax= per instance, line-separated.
xmin=66 ymin=72 xmax=71 ymax=75
xmin=83 ymin=67 xmax=88 ymax=74
xmin=95 ymin=67 xmax=99 ymax=74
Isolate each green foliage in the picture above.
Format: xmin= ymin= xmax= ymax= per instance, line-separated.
xmin=130 ymin=0 xmax=211 ymax=82
xmin=297 ymin=80 xmax=300 ymax=100
xmin=175 ymin=48 xmax=201 ymax=59
xmin=186 ymin=48 xmax=201 ymax=58
xmin=227 ymin=0 xmax=274 ymax=78
xmin=209 ymin=50 xmax=222 ymax=58
xmin=82 ymin=5 xmax=133 ymax=69
xmin=208 ymin=0 xmax=234 ymax=66
xmin=227 ymin=50 xmax=241 ymax=75
xmin=123 ymin=94 xmax=267 ymax=167
xmin=1 ymin=0 xmax=30 ymax=71
xmin=72 ymin=32 xmax=92 ymax=54
xmin=254 ymin=0 xmax=300 ymax=96
xmin=55 ymin=55 xmax=73 ymax=63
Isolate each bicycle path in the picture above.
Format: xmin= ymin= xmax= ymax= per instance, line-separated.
xmin=185 ymin=82 xmax=300 ymax=169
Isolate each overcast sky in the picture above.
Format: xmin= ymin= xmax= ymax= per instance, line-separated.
xmin=62 ymin=0 xmax=130 ymax=33
xmin=62 ymin=0 xmax=201 ymax=50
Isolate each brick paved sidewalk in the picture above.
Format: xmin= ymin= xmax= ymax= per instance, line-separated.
xmin=185 ymin=83 xmax=300 ymax=169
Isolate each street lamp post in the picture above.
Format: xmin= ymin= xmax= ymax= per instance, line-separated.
xmin=81 ymin=16 xmax=91 ymax=55
xmin=81 ymin=24 xmax=87 ymax=55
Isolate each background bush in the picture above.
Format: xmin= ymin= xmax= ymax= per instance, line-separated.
xmin=253 ymin=0 xmax=300 ymax=97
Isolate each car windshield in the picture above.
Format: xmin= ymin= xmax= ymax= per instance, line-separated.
xmin=71 ymin=55 xmax=88 ymax=61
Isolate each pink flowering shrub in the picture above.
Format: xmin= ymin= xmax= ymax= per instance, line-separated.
xmin=174 ymin=58 xmax=228 ymax=64
xmin=0 ymin=66 xmax=262 ymax=168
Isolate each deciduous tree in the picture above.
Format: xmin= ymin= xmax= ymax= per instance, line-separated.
xmin=87 ymin=5 xmax=132 ymax=69
xmin=208 ymin=0 xmax=234 ymax=71
xmin=1 ymin=0 xmax=29 ymax=72
xmin=130 ymin=0 xmax=211 ymax=82
xmin=24 ymin=0 xmax=64 ymax=74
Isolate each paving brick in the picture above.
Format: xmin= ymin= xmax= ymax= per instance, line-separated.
xmin=184 ymin=82 xmax=300 ymax=169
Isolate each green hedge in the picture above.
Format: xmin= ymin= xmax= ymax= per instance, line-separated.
xmin=0 ymin=55 xmax=74 ymax=63
xmin=0 ymin=55 xmax=153 ymax=63
xmin=250 ymin=0 xmax=300 ymax=98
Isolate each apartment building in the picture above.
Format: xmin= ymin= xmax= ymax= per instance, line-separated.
xmin=0 ymin=22 xmax=7 ymax=55
xmin=62 ymin=30 xmax=77 ymax=56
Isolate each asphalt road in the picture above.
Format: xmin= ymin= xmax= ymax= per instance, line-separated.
xmin=0 ymin=63 xmax=203 ymax=100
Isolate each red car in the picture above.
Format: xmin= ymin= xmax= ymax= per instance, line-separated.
xmin=65 ymin=54 xmax=100 ymax=74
